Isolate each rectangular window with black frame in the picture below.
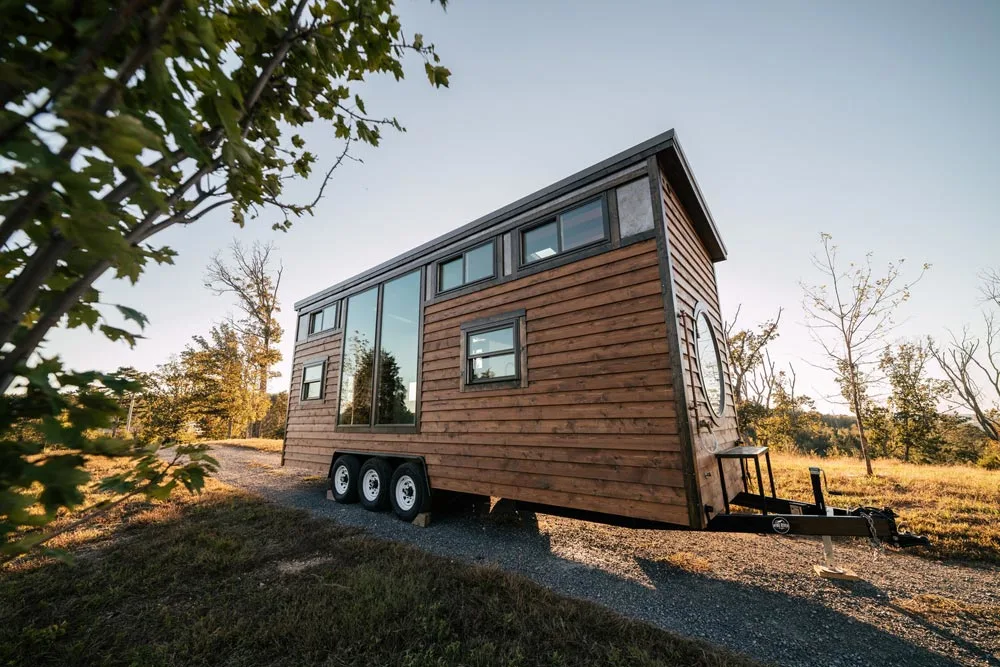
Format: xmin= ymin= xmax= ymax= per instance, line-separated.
xmin=301 ymin=360 xmax=325 ymax=400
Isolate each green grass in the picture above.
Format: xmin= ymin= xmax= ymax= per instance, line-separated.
xmin=770 ymin=452 xmax=1000 ymax=565
xmin=1 ymin=475 xmax=756 ymax=667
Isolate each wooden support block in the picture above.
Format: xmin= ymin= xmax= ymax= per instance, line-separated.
xmin=412 ymin=512 xmax=431 ymax=528
xmin=326 ymin=489 xmax=335 ymax=501
xmin=813 ymin=564 xmax=860 ymax=581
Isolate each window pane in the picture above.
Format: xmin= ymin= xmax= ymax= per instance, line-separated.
xmin=696 ymin=312 xmax=725 ymax=416
xmin=297 ymin=314 xmax=309 ymax=341
xmin=469 ymin=353 xmax=516 ymax=381
xmin=468 ymin=327 xmax=513 ymax=356
xmin=309 ymin=310 xmax=323 ymax=334
xmin=303 ymin=364 xmax=323 ymax=383
xmin=560 ymin=199 xmax=605 ymax=250
xmin=338 ymin=287 xmax=378 ymax=425
xmin=464 ymin=241 xmax=494 ymax=283
xmin=522 ymin=222 xmax=558 ymax=264
xmin=438 ymin=257 xmax=463 ymax=292
xmin=376 ymin=271 xmax=421 ymax=424
xmin=320 ymin=303 xmax=337 ymax=331
xmin=616 ymin=178 xmax=654 ymax=237
xmin=303 ymin=381 xmax=321 ymax=399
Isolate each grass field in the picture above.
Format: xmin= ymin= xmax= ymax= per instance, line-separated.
xmin=199 ymin=437 xmax=284 ymax=453
xmin=768 ymin=452 xmax=1000 ymax=564
xmin=1 ymin=460 xmax=756 ymax=667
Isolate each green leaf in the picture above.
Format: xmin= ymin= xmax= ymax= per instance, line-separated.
xmin=114 ymin=305 xmax=149 ymax=330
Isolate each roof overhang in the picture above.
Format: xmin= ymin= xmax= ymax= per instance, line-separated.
xmin=294 ymin=129 xmax=726 ymax=311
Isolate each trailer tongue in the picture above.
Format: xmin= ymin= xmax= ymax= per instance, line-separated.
xmin=705 ymin=446 xmax=929 ymax=548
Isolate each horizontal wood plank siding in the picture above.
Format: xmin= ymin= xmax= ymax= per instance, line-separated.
xmin=283 ymin=240 xmax=689 ymax=526
xmin=660 ymin=169 xmax=742 ymax=520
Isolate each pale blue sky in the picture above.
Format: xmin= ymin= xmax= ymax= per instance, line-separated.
xmin=47 ymin=0 xmax=1000 ymax=411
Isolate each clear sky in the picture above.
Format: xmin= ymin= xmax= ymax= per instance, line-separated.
xmin=46 ymin=0 xmax=1000 ymax=412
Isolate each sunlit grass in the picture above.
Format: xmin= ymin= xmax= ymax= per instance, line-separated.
xmin=769 ymin=453 xmax=1000 ymax=564
xmin=199 ymin=438 xmax=284 ymax=453
xmin=1 ymin=459 xmax=757 ymax=667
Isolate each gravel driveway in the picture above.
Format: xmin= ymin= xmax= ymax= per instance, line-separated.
xmin=206 ymin=445 xmax=999 ymax=667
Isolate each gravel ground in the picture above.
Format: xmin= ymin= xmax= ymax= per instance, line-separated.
xmin=204 ymin=446 xmax=999 ymax=667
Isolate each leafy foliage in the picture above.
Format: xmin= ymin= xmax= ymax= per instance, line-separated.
xmin=1 ymin=0 xmax=448 ymax=552
xmin=0 ymin=360 xmax=216 ymax=558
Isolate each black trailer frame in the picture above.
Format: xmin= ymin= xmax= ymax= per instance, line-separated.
xmin=704 ymin=445 xmax=929 ymax=548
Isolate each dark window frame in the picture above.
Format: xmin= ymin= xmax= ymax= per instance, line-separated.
xmin=297 ymin=300 xmax=341 ymax=342
xmin=459 ymin=309 xmax=527 ymax=392
xmin=692 ymin=301 xmax=726 ymax=421
xmin=435 ymin=239 xmax=497 ymax=295
xmin=335 ymin=269 xmax=425 ymax=434
xmin=300 ymin=358 xmax=326 ymax=402
xmin=518 ymin=194 xmax=609 ymax=268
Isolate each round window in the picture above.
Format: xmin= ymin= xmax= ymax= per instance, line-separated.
xmin=694 ymin=308 xmax=725 ymax=417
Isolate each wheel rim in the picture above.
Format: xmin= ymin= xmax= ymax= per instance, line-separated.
xmin=334 ymin=465 xmax=350 ymax=495
xmin=362 ymin=469 xmax=381 ymax=502
xmin=395 ymin=475 xmax=417 ymax=512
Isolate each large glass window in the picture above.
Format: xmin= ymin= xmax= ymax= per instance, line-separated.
xmin=466 ymin=324 xmax=518 ymax=382
xmin=521 ymin=198 xmax=606 ymax=265
xmin=338 ymin=288 xmax=378 ymax=425
xmin=436 ymin=240 xmax=495 ymax=293
xmin=376 ymin=271 xmax=421 ymax=424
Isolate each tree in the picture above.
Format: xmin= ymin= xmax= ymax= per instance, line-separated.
xmin=801 ymin=233 xmax=928 ymax=474
xmin=260 ymin=392 xmax=289 ymax=439
xmin=879 ymin=342 xmax=949 ymax=462
xmin=0 ymin=0 xmax=450 ymax=392
xmin=181 ymin=322 xmax=269 ymax=438
xmin=932 ymin=270 xmax=1000 ymax=443
xmin=134 ymin=358 xmax=198 ymax=443
xmin=724 ymin=305 xmax=782 ymax=410
xmin=205 ymin=241 xmax=283 ymax=437
xmin=0 ymin=0 xmax=449 ymax=550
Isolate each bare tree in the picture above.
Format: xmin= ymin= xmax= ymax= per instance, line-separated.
xmin=801 ymin=233 xmax=928 ymax=474
xmin=205 ymin=241 xmax=283 ymax=438
xmin=931 ymin=270 xmax=1000 ymax=442
xmin=724 ymin=305 xmax=782 ymax=407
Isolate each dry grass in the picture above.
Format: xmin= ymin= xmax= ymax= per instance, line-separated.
xmin=897 ymin=594 xmax=1000 ymax=623
xmin=199 ymin=438 xmax=284 ymax=453
xmin=661 ymin=552 xmax=712 ymax=573
xmin=1 ymin=459 xmax=757 ymax=667
xmin=769 ymin=452 xmax=1000 ymax=564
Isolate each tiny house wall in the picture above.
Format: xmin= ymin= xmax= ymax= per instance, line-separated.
xmin=284 ymin=132 xmax=739 ymax=529
xmin=654 ymin=158 xmax=743 ymax=528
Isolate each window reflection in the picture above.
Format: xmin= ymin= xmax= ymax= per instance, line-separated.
xmin=338 ymin=288 xmax=378 ymax=425
xmin=376 ymin=271 xmax=420 ymax=424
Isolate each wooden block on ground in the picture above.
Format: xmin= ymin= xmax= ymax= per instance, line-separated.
xmin=326 ymin=489 xmax=335 ymax=501
xmin=412 ymin=512 xmax=431 ymax=528
xmin=813 ymin=564 xmax=860 ymax=581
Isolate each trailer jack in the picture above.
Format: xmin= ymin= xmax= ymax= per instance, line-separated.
xmin=707 ymin=446 xmax=930 ymax=549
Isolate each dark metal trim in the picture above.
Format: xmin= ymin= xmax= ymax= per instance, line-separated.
xmin=459 ymin=308 xmax=527 ymax=331
xmin=619 ymin=229 xmax=657 ymax=248
xmin=648 ymin=155 xmax=704 ymax=530
xmin=293 ymin=131 xmax=720 ymax=311
xmin=433 ymin=238 xmax=499 ymax=296
xmin=461 ymin=316 xmax=522 ymax=387
xmin=299 ymin=358 xmax=327 ymax=403
xmin=707 ymin=512 xmax=892 ymax=538
xmin=516 ymin=193 xmax=610 ymax=270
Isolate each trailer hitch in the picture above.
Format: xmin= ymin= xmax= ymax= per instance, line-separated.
xmin=709 ymin=448 xmax=929 ymax=548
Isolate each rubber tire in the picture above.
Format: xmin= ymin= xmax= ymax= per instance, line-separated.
xmin=358 ymin=458 xmax=393 ymax=511
xmin=330 ymin=455 xmax=361 ymax=503
xmin=389 ymin=462 xmax=430 ymax=522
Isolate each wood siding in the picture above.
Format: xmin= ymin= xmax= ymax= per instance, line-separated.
xmin=283 ymin=239 xmax=690 ymax=526
xmin=659 ymin=167 xmax=743 ymax=525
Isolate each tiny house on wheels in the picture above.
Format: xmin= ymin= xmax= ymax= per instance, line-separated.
xmin=282 ymin=130 xmax=925 ymax=548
